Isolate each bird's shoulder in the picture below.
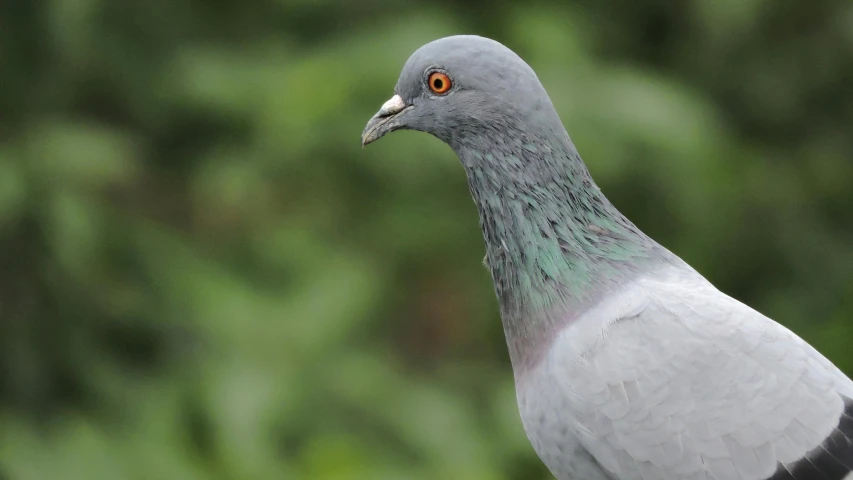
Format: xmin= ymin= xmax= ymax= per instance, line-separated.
xmin=539 ymin=264 xmax=853 ymax=480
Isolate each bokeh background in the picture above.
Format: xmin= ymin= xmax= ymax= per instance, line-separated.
xmin=1 ymin=1 xmax=852 ymax=479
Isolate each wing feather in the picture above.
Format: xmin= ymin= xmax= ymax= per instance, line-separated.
xmin=545 ymin=267 xmax=853 ymax=480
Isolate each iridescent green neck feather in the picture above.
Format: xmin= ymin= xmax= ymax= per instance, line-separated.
xmin=450 ymin=126 xmax=675 ymax=369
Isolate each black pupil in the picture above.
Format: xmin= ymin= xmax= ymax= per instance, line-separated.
xmin=433 ymin=78 xmax=443 ymax=90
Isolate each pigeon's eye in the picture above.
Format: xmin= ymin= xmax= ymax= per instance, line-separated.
xmin=428 ymin=72 xmax=452 ymax=94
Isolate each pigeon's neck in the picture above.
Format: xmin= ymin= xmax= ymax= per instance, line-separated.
xmin=452 ymin=128 xmax=670 ymax=370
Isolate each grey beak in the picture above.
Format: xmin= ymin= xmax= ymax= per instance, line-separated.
xmin=361 ymin=94 xmax=410 ymax=146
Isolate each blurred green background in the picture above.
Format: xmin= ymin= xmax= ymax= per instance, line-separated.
xmin=1 ymin=0 xmax=852 ymax=479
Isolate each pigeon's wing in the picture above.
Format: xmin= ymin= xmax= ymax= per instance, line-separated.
xmin=548 ymin=268 xmax=853 ymax=480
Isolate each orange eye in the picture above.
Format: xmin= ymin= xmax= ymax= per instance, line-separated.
xmin=428 ymin=72 xmax=452 ymax=94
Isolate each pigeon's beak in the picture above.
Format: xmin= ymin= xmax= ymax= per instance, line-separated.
xmin=361 ymin=94 xmax=411 ymax=147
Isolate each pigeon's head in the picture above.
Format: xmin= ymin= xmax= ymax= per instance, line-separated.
xmin=361 ymin=35 xmax=559 ymax=148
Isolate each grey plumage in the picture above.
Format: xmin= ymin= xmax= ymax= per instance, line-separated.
xmin=362 ymin=35 xmax=853 ymax=480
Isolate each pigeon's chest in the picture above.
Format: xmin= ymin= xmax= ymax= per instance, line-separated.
xmin=514 ymin=343 xmax=613 ymax=480
xmin=516 ymin=366 xmax=580 ymax=478
xmin=507 ymin=269 xmax=671 ymax=478
xmin=512 ymin=290 xmax=647 ymax=447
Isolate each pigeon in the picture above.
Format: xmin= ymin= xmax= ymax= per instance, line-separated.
xmin=361 ymin=35 xmax=853 ymax=480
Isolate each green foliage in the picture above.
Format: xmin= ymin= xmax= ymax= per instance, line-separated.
xmin=0 ymin=0 xmax=851 ymax=478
